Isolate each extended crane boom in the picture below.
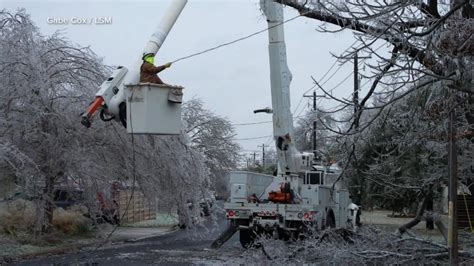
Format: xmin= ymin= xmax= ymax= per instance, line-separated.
xmin=261 ymin=0 xmax=305 ymax=174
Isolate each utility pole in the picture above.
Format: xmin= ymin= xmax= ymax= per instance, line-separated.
xmin=258 ymin=144 xmax=269 ymax=167
xmin=303 ymin=89 xmax=324 ymax=157
xmin=312 ymin=91 xmax=317 ymax=153
xmin=448 ymin=110 xmax=458 ymax=265
xmin=341 ymin=52 xmax=371 ymax=130
xmin=352 ymin=52 xmax=371 ymax=129
xmin=251 ymin=152 xmax=258 ymax=166
xmin=353 ymin=52 xmax=359 ymax=129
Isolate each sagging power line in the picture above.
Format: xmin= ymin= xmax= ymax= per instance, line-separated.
xmin=170 ymin=15 xmax=302 ymax=64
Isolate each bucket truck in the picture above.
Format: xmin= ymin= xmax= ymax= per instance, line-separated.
xmin=78 ymin=0 xmax=358 ymax=247
xmin=216 ymin=0 xmax=359 ymax=249
xmin=80 ymin=0 xmax=187 ymax=134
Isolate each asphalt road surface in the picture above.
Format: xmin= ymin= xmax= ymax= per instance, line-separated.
xmin=14 ymin=204 xmax=248 ymax=265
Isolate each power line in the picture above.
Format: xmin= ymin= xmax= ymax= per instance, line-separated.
xmin=314 ymin=42 xmax=387 ymax=100
xmin=319 ymin=43 xmax=387 ymax=102
xmin=327 ymin=70 xmax=353 ymax=93
xmin=294 ymin=69 xmax=352 ymax=118
xmin=315 ymin=39 xmax=360 ymax=87
xmin=264 ymin=134 xmax=274 ymax=146
xmin=232 ymin=115 xmax=305 ymax=127
xmin=318 ymin=60 xmax=339 ymax=85
xmin=171 ymin=15 xmax=302 ymax=64
xmin=318 ymin=40 xmax=385 ymax=88
xmin=313 ymin=42 xmax=387 ymax=98
xmin=293 ymin=84 xmax=316 ymax=115
xmin=292 ymin=94 xmax=306 ymax=115
xmin=240 ymin=149 xmax=260 ymax=153
xmin=320 ymin=63 xmax=346 ymax=87
xmin=290 ymin=40 xmax=361 ymax=119
xmin=302 ymin=43 xmax=389 ymax=121
xmin=290 ymin=70 xmax=352 ymax=120
xmin=233 ymin=120 xmax=273 ymax=126
xmin=233 ymin=135 xmax=273 ymax=141
xmin=295 ymin=98 xmax=310 ymax=118
xmin=168 ymin=12 xmax=306 ymax=121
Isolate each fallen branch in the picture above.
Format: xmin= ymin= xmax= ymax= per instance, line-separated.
xmin=395 ymin=236 xmax=447 ymax=250
xmin=352 ymin=250 xmax=412 ymax=259
xmin=397 ymin=197 xmax=427 ymax=235
xmin=260 ymin=243 xmax=274 ymax=260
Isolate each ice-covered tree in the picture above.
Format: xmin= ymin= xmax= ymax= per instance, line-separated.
xmin=293 ymin=110 xmax=337 ymax=159
xmin=276 ymin=0 xmax=473 ymax=236
xmin=275 ymin=0 xmax=473 ymax=139
xmin=0 ymin=9 xmax=214 ymax=233
xmin=182 ymin=98 xmax=241 ymax=198
xmin=0 ymin=9 xmax=120 ymax=232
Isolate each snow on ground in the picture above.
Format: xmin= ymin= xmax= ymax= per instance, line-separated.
xmin=361 ymin=210 xmax=448 ymax=229
xmin=121 ymin=213 xmax=179 ymax=228
xmin=362 ymin=210 xmax=447 ymax=242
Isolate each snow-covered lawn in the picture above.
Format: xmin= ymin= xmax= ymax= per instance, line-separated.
xmin=121 ymin=212 xmax=179 ymax=227
xmin=362 ymin=209 xmax=448 ymax=243
xmin=362 ymin=209 xmax=448 ymax=229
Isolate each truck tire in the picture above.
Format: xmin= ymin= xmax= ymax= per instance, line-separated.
xmin=279 ymin=228 xmax=290 ymax=241
xmin=326 ymin=211 xmax=336 ymax=228
xmin=239 ymin=229 xmax=256 ymax=248
xmin=355 ymin=209 xmax=362 ymax=227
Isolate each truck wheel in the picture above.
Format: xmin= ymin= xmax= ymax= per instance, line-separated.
xmin=279 ymin=228 xmax=290 ymax=241
xmin=239 ymin=229 xmax=256 ymax=248
xmin=355 ymin=209 xmax=362 ymax=227
xmin=326 ymin=212 xmax=336 ymax=228
xmin=291 ymin=231 xmax=301 ymax=241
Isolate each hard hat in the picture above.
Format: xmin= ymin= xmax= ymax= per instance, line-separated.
xmin=142 ymin=53 xmax=155 ymax=59
xmin=142 ymin=53 xmax=155 ymax=64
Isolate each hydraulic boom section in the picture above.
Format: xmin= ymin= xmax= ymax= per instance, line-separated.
xmin=261 ymin=0 xmax=303 ymax=174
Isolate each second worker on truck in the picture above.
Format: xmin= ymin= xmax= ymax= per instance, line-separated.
xmin=140 ymin=53 xmax=172 ymax=84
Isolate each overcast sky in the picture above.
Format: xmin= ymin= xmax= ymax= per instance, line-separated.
xmin=2 ymin=0 xmax=376 ymax=160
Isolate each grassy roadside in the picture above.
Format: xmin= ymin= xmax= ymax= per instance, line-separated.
xmin=0 ymin=233 xmax=99 ymax=263
xmin=0 ymin=213 xmax=179 ymax=262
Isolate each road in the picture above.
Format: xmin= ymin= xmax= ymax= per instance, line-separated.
xmin=14 ymin=205 xmax=248 ymax=265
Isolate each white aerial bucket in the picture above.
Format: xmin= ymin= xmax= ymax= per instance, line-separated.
xmin=126 ymin=83 xmax=183 ymax=135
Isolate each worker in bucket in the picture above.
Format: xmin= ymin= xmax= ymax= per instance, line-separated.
xmin=140 ymin=53 xmax=172 ymax=84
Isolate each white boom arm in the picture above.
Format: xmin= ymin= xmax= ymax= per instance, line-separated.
xmin=261 ymin=0 xmax=302 ymax=174
xmin=81 ymin=0 xmax=187 ymax=128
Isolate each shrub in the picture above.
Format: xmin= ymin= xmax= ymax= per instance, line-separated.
xmin=52 ymin=205 xmax=90 ymax=235
xmin=0 ymin=200 xmax=36 ymax=234
xmin=0 ymin=200 xmax=92 ymax=236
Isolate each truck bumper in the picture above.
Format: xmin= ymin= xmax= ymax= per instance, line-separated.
xmin=224 ymin=203 xmax=321 ymax=231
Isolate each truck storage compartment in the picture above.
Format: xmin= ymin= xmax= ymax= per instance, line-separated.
xmin=126 ymin=83 xmax=183 ymax=134
xmin=335 ymin=190 xmax=350 ymax=226
xmin=229 ymin=171 xmax=274 ymax=203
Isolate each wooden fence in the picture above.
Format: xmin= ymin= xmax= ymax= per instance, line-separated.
xmin=116 ymin=189 xmax=156 ymax=223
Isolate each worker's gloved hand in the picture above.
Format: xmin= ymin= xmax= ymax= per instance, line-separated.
xmin=164 ymin=62 xmax=172 ymax=68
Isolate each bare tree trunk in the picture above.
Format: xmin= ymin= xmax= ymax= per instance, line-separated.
xmin=397 ymin=196 xmax=449 ymax=241
xmin=397 ymin=197 xmax=427 ymax=235
xmin=42 ymin=176 xmax=55 ymax=233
